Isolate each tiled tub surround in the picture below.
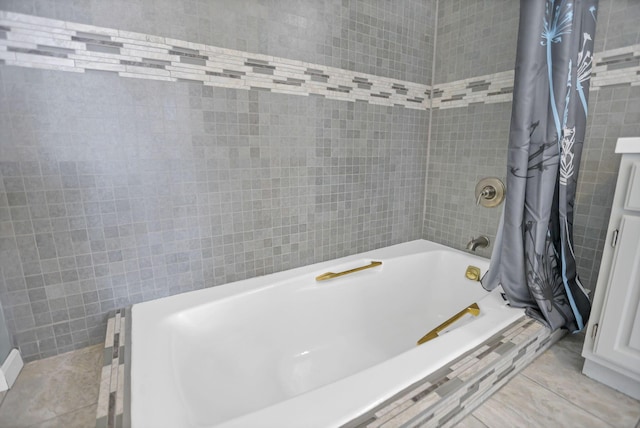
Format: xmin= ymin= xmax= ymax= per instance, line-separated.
xmin=0 ymin=11 xmax=431 ymax=110
xmin=424 ymin=44 xmax=640 ymax=286
xmin=0 ymin=66 xmax=428 ymax=361
xmin=114 ymin=240 xmax=529 ymax=427
xmin=0 ymin=7 xmax=639 ymax=363
xmin=95 ymin=307 xmax=125 ymax=428
xmin=423 ymin=0 xmax=640 ymax=299
xmin=423 ymin=102 xmax=513 ymax=259
xmin=343 ymin=318 xmax=564 ymax=428
xmin=95 ymin=310 xmax=564 ymax=428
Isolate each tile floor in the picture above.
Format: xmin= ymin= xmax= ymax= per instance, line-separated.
xmin=0 ymin=344 xmax=102 ymax=428
xmin=457 ymin=332 xmax=640 ymax=428
xmin=0 ymin=333 xmax=637 ymax=428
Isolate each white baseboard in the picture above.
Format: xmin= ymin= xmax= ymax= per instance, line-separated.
xmin=0 ymin=349 xmax=24 ymax=392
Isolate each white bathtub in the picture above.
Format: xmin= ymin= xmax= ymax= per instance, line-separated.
xmin=130 ymin=240 xmax=524 ymax=427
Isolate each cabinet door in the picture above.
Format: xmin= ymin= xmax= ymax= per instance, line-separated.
xmin=594 ymin=215 xmax=640 ymax=373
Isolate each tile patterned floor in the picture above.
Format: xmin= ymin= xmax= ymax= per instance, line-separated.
xmin=0 ymin=344 xmax=102 ymax=428
xmin=0 ymin=333 xmax=637 ymax=428
xmin=455 ymin=332 xmax=640 ymax=428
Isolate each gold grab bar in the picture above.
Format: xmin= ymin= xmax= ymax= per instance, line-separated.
xmin=416 ymin=303 xmax=480 ymax=345
xmin=316 ymin=261 xmax=382 ymax=282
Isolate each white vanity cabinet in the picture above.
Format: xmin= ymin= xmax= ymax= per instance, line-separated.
xmin=582 ymin=137 xmax=640 ymax=400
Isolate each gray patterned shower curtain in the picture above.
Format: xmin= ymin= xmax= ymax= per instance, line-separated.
xmin=482 ymin=0 xmax=598 ymax=332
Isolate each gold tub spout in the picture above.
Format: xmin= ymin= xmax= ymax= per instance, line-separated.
xmin=417 ymin=303 xmax=480 ymax=345
xmin=316 ymin=261 xmax=382 ymax=282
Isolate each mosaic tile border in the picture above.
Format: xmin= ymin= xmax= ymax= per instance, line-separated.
xmin=342 ymin=316 xmax=565 ymax=428
xmin=591 ymin=44 xmax=640 ymax=89
xmin=1 ymin=11 xmax=638 ymax=113
xmin=96 ymin=308 xmax=126 ymax=428
xmin=431 ymin=43 xmax=640 ymax=110
xmin=431 ymin=70 xmax=515 ymax=110
xmin=0 ymin=11 xmax=430 ymax=110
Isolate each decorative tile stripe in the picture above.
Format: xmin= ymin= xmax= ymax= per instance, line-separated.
xmin=342 ymin=316 xmax=566 ymax=428
xmin=1 ymin=11 xmax=639 ymax=113
xmin=431 ymin=70 xmax=515 ymax=110
xmin=0 ymin=11 xmax=431 ymax=110
xmin=591 ymin=44 xmax=640 ymax=89
xmin=431 ymin=44 xmax=640 ymax=110
xmin=1 ymin=11 xmax=638 ymax=112
xmin=96 ymin=308 xmax=126 ymax=428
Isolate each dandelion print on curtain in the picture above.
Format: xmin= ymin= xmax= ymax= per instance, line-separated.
xmin=482 ymin=0 xmax=598 ymax=332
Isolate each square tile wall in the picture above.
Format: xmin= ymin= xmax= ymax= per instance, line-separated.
xmin=1 ymin=0 xmax=639 ymax=361
xmin=574 ymin=84 xmax=640 ymax=289
xmin=592 ymin=0 xmax=640 ymax=52
xmin=423 ymin=102 xmax=511 ymax=258
xmin=0 ymin=66 xmax=428 ymax=361
xmin=424 ymin=0 xmax=640 ymax=293
xmin=433 ymin=0 xmax=519 ymax=84
xmin=0 ymin=0 xmax=436 ymax=85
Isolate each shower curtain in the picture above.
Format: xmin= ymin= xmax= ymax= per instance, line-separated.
xmin=482 ymin=0 xmax=598 ymax=332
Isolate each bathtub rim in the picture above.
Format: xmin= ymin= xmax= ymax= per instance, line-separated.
xmin=132 ymin=239 xmax=488 ymax=319
xmin=129 ymin=239 xmax=524 ymax=427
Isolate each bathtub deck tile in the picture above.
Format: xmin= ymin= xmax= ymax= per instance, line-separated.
xmin=341 ymin=316 xmax=569 ymax=428
xmin=369 ymin=400 xmax=415 ymax=427
xmin=445 ymin=331 xmax=566 ymax=428
xmin=378 ymin=394 xmax=438 ymax=428
xmin=449 ymin=354 xmax=481 ymax=372
xmin=423 ymin=365 xmax=453 ymax=385
xmin=116 ymin=364 xmax=125 ymax=415
xmin=493 ymin=341 xmax=516 ymax=355
xmin=447 ymin=357 xmax=481 ymax=381
xmin=97 ymin=310 xmax=572 ymax=428
xmin=434 ymin=377 xmax=464 ymax=398
xmin=104 ymin=317 xmax=114 ymax=348
xmin=95 ymin=308 xmax=127 ymax=428
xmin=457 ymin=352 xmax=501 ymax=382
xmin=373 ymin=380 xmax=434 ymax=419
xmin=96 ymin=365 xmax=111 ymax=419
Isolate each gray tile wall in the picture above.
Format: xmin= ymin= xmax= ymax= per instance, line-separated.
xmin=0 ymin=65 xmax=428 ymax=360
xmin=1 ymin=0 xmax=637 ymax=362
xmin=592 ymin=0 xmax=640 ymax=51
xmin=574 ymin=85 xmax=640 ymax=290
xmin=424 ymin=103 xmax=511 ymax=259
xmin=424 ymin=0 xmax=640 ymax=292
xmin=433 ymin=0 xmax=519 ymax=84
xmin=0 ymin=0 xmax=436 ymax=85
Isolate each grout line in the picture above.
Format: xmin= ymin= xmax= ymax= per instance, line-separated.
xmin=465 ymin=414 xmax=490 ymax=428
xmin=520 ymin=366 xmax=617 ymax=428
xmin=23 ymin=402 xmax=99 ymax=428
xmin=553 ymin=334 xmax=586 ymax=356
xmin=421 ymin=0 xmax=439 ymax=235
xmin=518 ymin=348 xmax=611 ymax=426
xmin=0 ymin=391 xmax=7 ymax=412
xmin=488 ymin=375 xmax=615 ymax=428
xmin=600 ymin=0 xmax=614 ymax=53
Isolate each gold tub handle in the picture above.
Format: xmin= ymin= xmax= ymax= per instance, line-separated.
xmin=316 ymin=261 xmax=382 ymax=282
xmin=416 ymin=303 xmax=480 ymax=345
